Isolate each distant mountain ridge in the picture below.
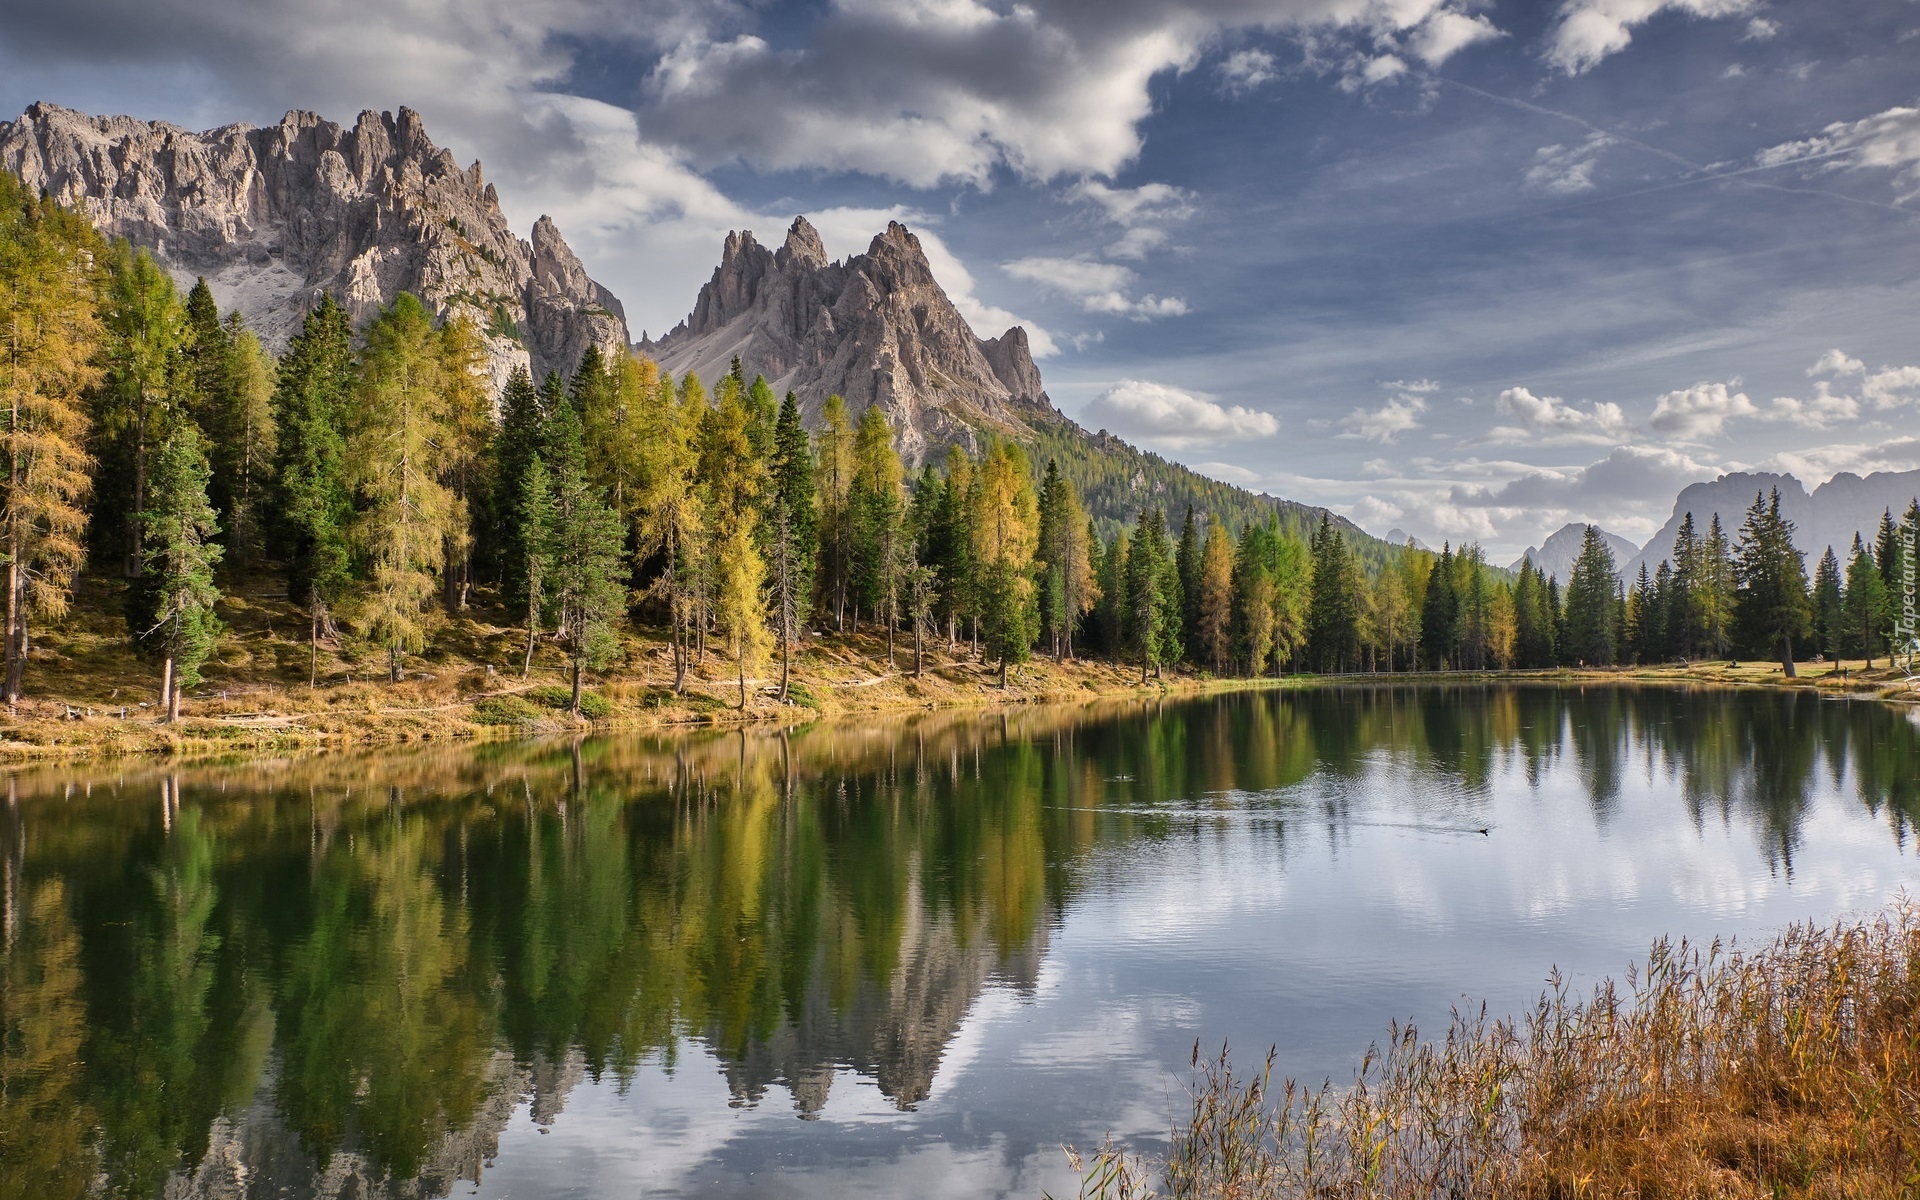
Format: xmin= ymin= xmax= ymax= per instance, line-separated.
xmin=1511 ymin=523 xmax=1639 ymax=585
xmin=0 ymin=101 xmax=628 ymax=390
xmin=1622 ymin=469 xmax=1920 ymax=578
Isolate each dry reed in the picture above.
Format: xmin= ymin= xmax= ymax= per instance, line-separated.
xmin=1059 ymin=900 xmax=1920 ymax=1199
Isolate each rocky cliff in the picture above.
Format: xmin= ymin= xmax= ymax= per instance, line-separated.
xmin=1621 ymin=469 xmax=1920 ymax=581
xmin=643 ymin=217 xmax=1061 ymax=466
xmin=0 ymin=101 xmax=626 ymax=390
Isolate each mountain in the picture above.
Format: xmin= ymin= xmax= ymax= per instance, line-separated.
xmin=1512 ymin=523 xmax=1639 ymax=585
xmin=1622 ymin=469 xmax=1920 ymax=579
xmin=642 ymin=217 xmax=1055 ymax=467
xmin=0 ymin=101 xmax=627 ymax=390
xmin=1386 ymin=527 xmax=1431 ymax=551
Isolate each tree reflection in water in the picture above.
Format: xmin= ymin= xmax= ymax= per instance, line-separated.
xmin=0 ymin=686 xmax=1914 ymax=1198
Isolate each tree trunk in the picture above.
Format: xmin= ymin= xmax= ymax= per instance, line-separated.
xmin=914 ymin=622 xmax=923 ymax=677
xmin=162 ymin=654 xmax=176 ymax=722
xmin=738 ymin=651 xmax=748 ymax=710
xmin=1780 ymin=634 xmax=1796 ymax=679
xmin=3 ymin=555 xmax=22 ymax=704
xmin=309 ymin=594 xmax=320 ymax=689
xmin=571 ymin=657 xmax=583 ymax=717
xmin=1000 ymin=656 xmax=1008 ymax=689
xmin=389 ymin=646 xmax=403 ymax=683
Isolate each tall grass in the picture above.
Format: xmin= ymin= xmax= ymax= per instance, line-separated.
xmin=1059 ymin=901 xmax=1920 ymax=1198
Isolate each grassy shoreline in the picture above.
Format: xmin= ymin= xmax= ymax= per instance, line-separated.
xmin=1059 ymin=902 xmax=1920 ymax=1199
xmin=2 ymin=575 xmax=1914 ymax=764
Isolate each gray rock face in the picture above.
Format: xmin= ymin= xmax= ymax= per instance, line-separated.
xmin=1511 ymin=523 xmax=1639 ymax=586
xmin=0 ymin=101 xmax=627 ymax=392
xmin=643 ymin=217 xmax=1060 ymax=466
xmin=1621 ymin=469 xmax=1920 ymax=581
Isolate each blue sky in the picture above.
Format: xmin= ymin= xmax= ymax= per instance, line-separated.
xmin=1 ymin=0 xmax=1916 ymax=559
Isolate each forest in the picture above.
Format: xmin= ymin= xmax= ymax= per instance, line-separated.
xmin=3 ymin=172 xmax=1917 ymax=721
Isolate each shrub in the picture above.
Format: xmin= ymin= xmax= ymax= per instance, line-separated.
xmin=470 ymin=695 xmax=542 ymax=726
xmin=525 ymin=685 xmax=612 ymax=720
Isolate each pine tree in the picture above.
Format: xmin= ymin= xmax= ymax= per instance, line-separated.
xmin=1811 ymin=546 xmax=1844 ymax=662
xmin=517 ymin=454 xmax=555 ymax=678
xmin=347 ymin=293 xmax=456 ymax=682
xmin=1648 ymin=560 xmax=1674 ymax=662
xmin=543 ymin=399 xmax=628 ymax=715
xmin=850 ymin=404 xmax=904 ymax=663
xmin=97 ymin=242 xmax=188 ymax=578
xmin=1455 ymin=546 xmax=1491 ymax=671
xmin=271 ymin=295 xmax=354 ymax=685
xmin=1420 ymin=543 xmax=1459 ymax=668
xmin=436 ymin=316 xmax=489 ymax=611
xmin=1843 ymin=536 xmax=1887 ymax=668
xmin=768 ymin=392 xmax=817 ymax=699
xmin=1305 ymin=514 xmax=1360 ymax=672
xmin=634 ymin=372 xmax=703 ymax=692
xmin=1563 ymin=525 xmax=1619 ymax=666
xmin=1669 ymin=512 xmax=1701 ymax=660
xmin=139 ymin=425 xmax=222 ymax=722
xmin=0 ymin=175 xmax=103 ymax=702
xmin=492 ymin=365 xmax=546 ymax=604
xmin=1488 ymin=581 xmax=1517 ymax=669
xmin=815 ymin=393 xmax=855 ymax=630
xmin=1699 ymin=514 xmax=1735 ymax=658
xmin=1196 ymin=516 xmax=1235 ymax=673
xmin=1124 ymin=508 xmax=1177 ymax=683
xmin=1733 ymin=488 xmax=1811 ymax=676
xmin=1175 ymin=505 xmax=1201 ymax=665
xmin=972 ymin=442 xmax=1038 ymax=686
xmin=1096 ymin=528 xmax=1129 ymax=665
xmin=1626 ymin=563 xmax=1655 ymax=664
xmin=1875 ymin=508 xmax=1901 ymax=601
xmin=931 ymin=446 xmax=975 ymax=648
xmin=217 ymin=319 xmax=277 ymax=566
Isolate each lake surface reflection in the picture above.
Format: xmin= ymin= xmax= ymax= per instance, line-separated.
xmin=3 ymin=685 xmax=1918 ymax=1199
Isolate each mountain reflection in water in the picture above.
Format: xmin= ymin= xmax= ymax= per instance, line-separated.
xmin=2 ymin=686 xmax=1917 ymax=1199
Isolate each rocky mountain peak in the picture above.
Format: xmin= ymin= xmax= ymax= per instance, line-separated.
xmin=0 ymin=101 xmax=627 ymax=392
xmin=649 ymin=217 xmax=1058 ymax=466
xmin=778 ymin=216 xmax=827 ymax=271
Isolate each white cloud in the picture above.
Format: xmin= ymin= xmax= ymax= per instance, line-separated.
xmin=1547 ymin=0 xmax=1758 ymax=74
xmin=1081 ymin=380 xmax=1279 ymax=450
xmin=1492 ymin=386 xmax=1631 ymax=443
xmin=1524 ymin=133 xmax=1616 ymax=195
xmin=1002 ymin=256 xmax=1187 ymax=320
xmin=1217 ymin=48 xmax=1278 ymax=94
xmin=1069 ymin=180 xmax=1196 ymax=226
xmin=1741 ymin=16 xmax=1779 ymax=40
xmin=1339 ymin=394 xmax=1427 ymax=442
xmin=1649 ymin=380 xmax=1758 ymax=438
xmin=1808 ymin=348 xmax=1865 ymax=377
xmin=1763 ymin=437 xmax=1920 ymax=481
xmin=1756 ymin=104 xmax=1920 ymax=202
xmin=1407 ymin=10 xmax=1504 ymax=67
xmin=1105 ymin=227 xmax=1170 ymax=259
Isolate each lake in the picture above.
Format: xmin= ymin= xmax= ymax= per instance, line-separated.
xmin=4 ymin=685 xmax=1918 ymax=1199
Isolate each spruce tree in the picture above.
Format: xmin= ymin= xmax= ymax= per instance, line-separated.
xmin=1811 ymin=546 xmax=1844 ymax=662
xmin=769 ymin=391 xmax=817 ymax=699
xmin=1124 ymin=508 xmax=1177 ymax=683
xmin=0 ymin=175 xmax=103 ymax=702
xmin=139 ymin=425 xmax=222 ymax=722
xmin=1420 ymin=543 xmax=1458 ymax=668
xmin=1175 ymin=504 xmax=1201 ymax=665
xmin=1563 ymin=525 xmax=1619 ymax=666
xmin=1875 ymin=508 xmax=1901 ymax=600
xmin=1700 ymin=514 xmax=1735 ymax=658
xmin=348 ymin=293 xmax=456 ymax=682
xmin=543 ymin=399 xmax=627 ymax=715
xmin=97 ymin=242 xmax=188 ymax=578
xmin=1626 ymin=564 xmax=1655 ymax=664
xmin=218 ymin=319 xmax=277 ymax=566
xmin=1733 ymin=488 xmax=1811 ymax=676
xmin=1305 ymin=514 xmax=1360 ymax=672
xmin=1669 ymin=512 xmax=1701 ymax=659
xmin=815 ymin=393 xmax=855 ymax=630
xmin=849 ymin=404 xmax=903 ymax=661
xmin=492 ymin=365 xmax=546 ymax=604
xmin=271 ymin=295 xmax=355 ymax=685
xmin=517 ymin=454 xmax=554 ymax=678
xmin=1843 ymin=536 xmax=1887 ymax=668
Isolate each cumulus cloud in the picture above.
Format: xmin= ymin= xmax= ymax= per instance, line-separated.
xmin=1081 ymin=380 xmax=1279 ymax=450
xmin=1339 ymin=394 xmax=1427 ymax=442
xmin=1808 ymin=348 xmax=1865 ymax=377
xmin=1756 ymin=104 xmax=1920 ymax=202
xmin=1524 ymin=132 xmax=1616 ymax=194
xmin=1649 ymin=380 xmax=1759 ymax=438
xmin=1406 ymin=10 xmax=1504 ymax=67
xmin=1066 ymin=179 xmax=1194 ymax=259
xmin=1492 ymin=386 xmax=1630 ymax=443
xmin=1217 ymin=48 xmax=1278 ymax=94
xmin=1741 ymin=16 xmax=1779 ymax=40
xmin=1547 ymin=0 xmax=1758 ymax=75
xmin=1003 ymin=256 xmax=1188 ymax=320
xmin=1447 ymin=444 xmax=1719 ymax=538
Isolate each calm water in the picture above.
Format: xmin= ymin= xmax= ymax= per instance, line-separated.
xmin=4 ymin=686 xmax=1919 ymax=1199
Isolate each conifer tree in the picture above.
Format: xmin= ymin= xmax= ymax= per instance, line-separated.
xmin=1843 ymin=536 xmax=1887 ymax=668
xmin=582 ymin=348 xmax=655 ymax=533
xmin=850 ymin=404 xmax=904 ymax=662
xmin=972 ymin=442 xmax=1038 ymax=686
xmin=347 ymin=293 xmax=455 ymax=682
xmin=97 ymin=242 xmax=188 ymax=577
xmin=1196 ymin=517 xmax=1235 ymax=673
xmin=1669 ymin=512 xmax=1701 ymax=659
xmin=1175 ymin=505 xmax=1201 ymax=665
xmin=1488 ymin=581 xmax=1517 ymax=669
xmin=1648 ymin=560 xmax=1674 ymax=662
xmin=1124 ymin=508 xmax=1178 ymax=683
xmin=1733 ymin=488 xmax=1811 ymax=676
xmin=217 ymin=319 xmax=277 ymax=566
xmin=272 ymin=295 xmax=354 ymax=685
xmin=1306 ymin=514 xmax=1361 ymax=672
xmin=1035 ymin=459 xmax=1097 ymax=660
xmin=1455 ymin=546 xmax=1491 ymax=670
xmin=543 ymin=398 xmax=627 ymax=715
xmin=437 ymin=316 xmax=490 ymax=611
xmin=715 ymin=519 xmax=769 ymax=709
xmin=930 ymin=446 xmax=975 ymax=647
xmin=634 ymin=372 xmax=703 ymax=691
xmin=0 ymin=175 xmax=103 ymax=702
xmin=1563 ymin=525 xmax=1619 ymax=666
xmin=1811 ymin=546 xmax=1843 ymax=662
xmin=139 ymin=425 xmax=222 ymax=722
xmin=815 ymin=394 xmax=855 ymax=630
xmin=1626 ymin=563 xmax=1655 ymax=664
xmin=1875 ymin=508 xmax=1901 ymax=601
xmin=768 ymin=392 xmax=817 ymax=699
xmin=1420 ymin=543 xmax=1459 ymax=668
xmin=517 ymin=454 xmax=554 ymax=678
xmin=1699 ymin=514 xmax=1736 ymax=658
xmin=492 ymin=365 xmax=546 ymax=603
xmin=1233 ymin=537 xmax=1276 ymax=677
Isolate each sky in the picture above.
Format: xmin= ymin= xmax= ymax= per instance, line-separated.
xmin=1 ymin=0 xmax=1917 ymax=561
